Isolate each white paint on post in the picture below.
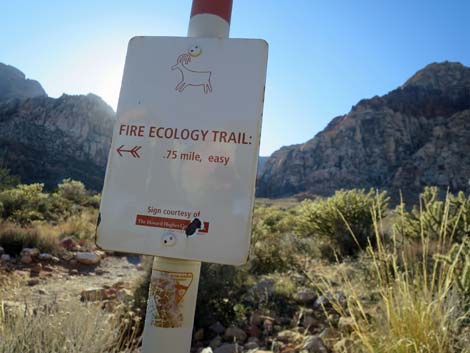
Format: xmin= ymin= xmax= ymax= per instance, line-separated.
xmin=188 ymin=13 xmax=229 ymax=37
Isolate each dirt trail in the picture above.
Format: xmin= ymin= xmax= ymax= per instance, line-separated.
xmin=0 ymin=255 xmax=146 ymax=304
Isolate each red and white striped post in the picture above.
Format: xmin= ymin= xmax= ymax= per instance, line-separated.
xmin=188 ymin=0 xmax=232 ymax=37
xmin=141 ymin=1 xmax=233 ymax=353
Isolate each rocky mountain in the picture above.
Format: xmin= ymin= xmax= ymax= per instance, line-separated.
xmin=257 ymin=156 xmax=269 ymax=177
xmin=0 ymin=63 xmax=46 ymax=100
xmin=257 ymin=62 xmax=470 ymax=202
xmin=0 ymin=64 xmax=114 ymax=190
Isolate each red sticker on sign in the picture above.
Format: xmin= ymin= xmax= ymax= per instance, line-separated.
xmin=136 ymin=215 xmax=209 ymax=233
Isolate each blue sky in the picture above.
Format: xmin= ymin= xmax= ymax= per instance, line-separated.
xmin=2 ymin=0 xmax=469 ymax=155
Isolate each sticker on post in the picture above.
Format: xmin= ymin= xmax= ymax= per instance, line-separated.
xmin=147 ymin=270 xmax=194 ymax=328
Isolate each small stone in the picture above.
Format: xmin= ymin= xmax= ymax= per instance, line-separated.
xmin=209 ymin=335 xmax=223 ymax=349
xmin=200 ymin=348 xmax=214 ymax=353
xmin=75 ymin=252 xmax=101 ymax=265
xmin=27 ymin=278 xmax=40 ymax=286
xmin=38 ymin=253 xmax=53 ymax=261
xmin=224 ymin=326 xmax=247 ymax=343
xmin=38 ymin=288 xmax=48 ymax=295
xmin=30 ymin=263 xmax=42 ymax=275
xmin=244 ymin=340 xmax=259 ymax=350
xmin=314 ymin=291 xmax=346 ymax=309
xmin=210 ymin=321 xmax=226 ymax=335
xmin=247 ymin=337 xmax=260 ymax=345
xmin=43 ymin=265 xmax=54 ymax=272
xmin=136 ymin=263 xmax=144 ymax=270
xmin=276 ymin=330 xmax=303 ymax=344
xmin=294 ymin=288 xmax=317 ymax=303
xmin=21 ymin=255 xmax=33 ymax=264
xmin=21 ymin=248 xmax=39 ymax=257
xmin=0 ymin=254 xmax=10 ymax=262
xmin=0 ymin=246 xmax=4 ymax=255
xmin=70 ymin=269 xmax=79 ymax=275
xmin=95 ymin=268 xmax=106 ymax=275
xmin=302 ymin=309 xmax=320 ymax=329
xmin=62 ymin=252 xmax=75 ymax=261
xmin=95 ymin=250 xmax=106 ymax=258
xmin=60 ymin=237 xmax=77 ymax=251
xmin=302 ymin=335 xmax=328 ymax=353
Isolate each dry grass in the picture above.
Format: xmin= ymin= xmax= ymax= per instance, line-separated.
xmin=322 ymin=201 xmax=470 ymax=353
xmin=56 ymin=208 xmax=98 ymax=242
xmin=0 ymin=222 xmax=59 ymax=255
xmin=0 ymin=209 xmax=99 ymax=255
xmin=0 ymin=299 xmax=141 ymax=353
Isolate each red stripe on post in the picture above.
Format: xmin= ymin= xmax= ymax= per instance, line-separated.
xmin=190 ymin=0 xmax=233 ymax=24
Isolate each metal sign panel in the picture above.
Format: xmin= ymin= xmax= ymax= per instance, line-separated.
xmin=97 ymin=36 xmax=268 ymax=265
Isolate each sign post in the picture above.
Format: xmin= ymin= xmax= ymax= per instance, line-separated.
xmin=142 ymin=3 xmax=232 ymax=352
xmin=96 ymin=0 xmax=268 ymax=352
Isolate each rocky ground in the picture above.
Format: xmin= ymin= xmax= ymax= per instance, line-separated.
xmin=0 ymin=239 xmax=144 ymax=314
xmin=1 ymin=243 xmax=354 ymax=353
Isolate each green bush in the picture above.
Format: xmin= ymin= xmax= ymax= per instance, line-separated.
xmin=195 ymin=263 xmax=250 ymax=329
xmin=0 ymin=184 xmax=49 ymax=224
xmin=396 ymin=187 xmax=470 ymax=243
xmin=57 ymin=178 xmax=87 ymax=205
xmin=296 ymin=189 xmax=389 ymax=259
xmin=250 ymin=206 xmax=304 ymax=274
xmin=0 ymin=179 xmax=97 ymax=225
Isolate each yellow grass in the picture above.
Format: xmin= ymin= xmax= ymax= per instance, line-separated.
xmin=0 ymin=299 xmax=140 ymax=353
xmin=324 ymin=202 xmax=470 ymax=353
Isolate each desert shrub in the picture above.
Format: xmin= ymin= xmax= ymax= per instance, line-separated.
xmin=296 ymin=189 xmax=389 ymax=260
xmin=86 ymin=193 xmax=101 ymax=208
xmin=57 ymin=178 xmax=87 ymax=205
xmin=195 ymin=263 xmax=251 ymax=329
xmin=59 ymin=209 xmax=98 ymax=242
xmin=0 ymin=223 xmax=59 ymax=255
xmin=0 ymin=184 xmax=49 ymax=224
xmin=0 ymin=179 xmax=99 ymax=225
xmin=250 ymin=205 xmax=304 ymax=274
xmin=396 ymin=187 xmax=470 ymax=243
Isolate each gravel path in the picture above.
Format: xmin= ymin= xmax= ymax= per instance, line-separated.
xmin=0 ymin=255 xmax=146 ymax=304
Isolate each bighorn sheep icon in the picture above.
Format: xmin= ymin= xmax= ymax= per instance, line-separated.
xmin=171 ymin=53 xmax=212 ymax=94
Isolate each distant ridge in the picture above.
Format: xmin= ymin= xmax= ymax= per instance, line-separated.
xmin=0 ymin=63 xmax=114 ymax=190
xmin=257 ymin=62 xmax=470 ymax=202
xmin=0 ymin=63 xmax=46 ymax=100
